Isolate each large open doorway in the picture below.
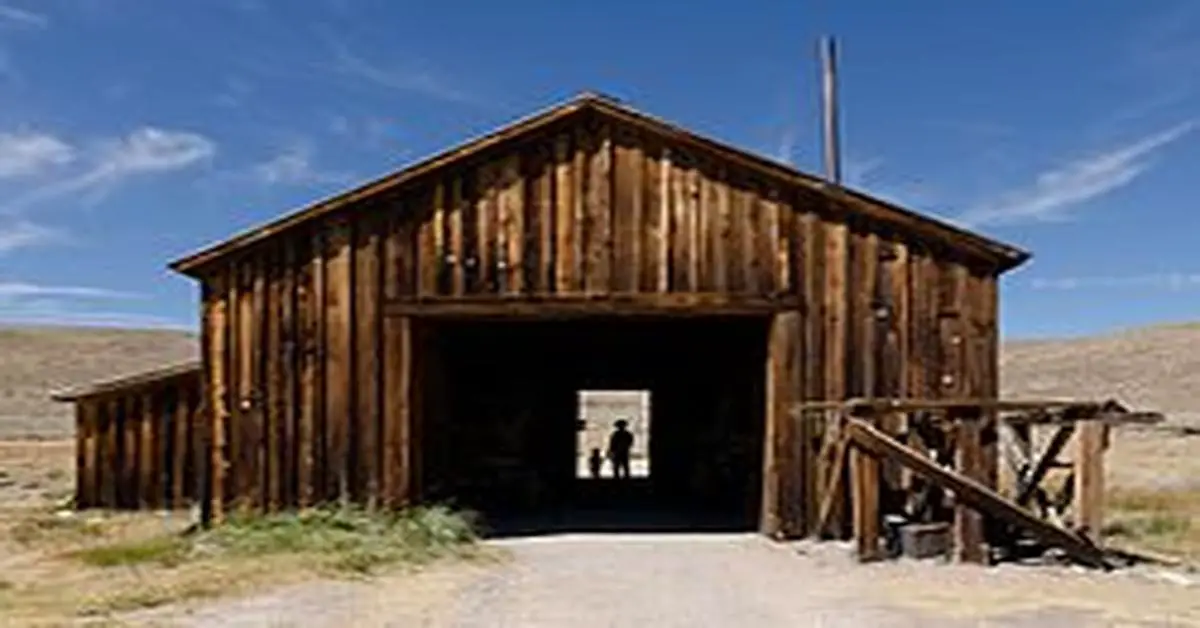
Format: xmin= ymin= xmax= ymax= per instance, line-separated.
xmin=416 ymin=316 xmax=769 ymax=536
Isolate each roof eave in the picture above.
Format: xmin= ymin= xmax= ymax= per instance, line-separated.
xmin=168 ymin=94 xmax=597 ymax=278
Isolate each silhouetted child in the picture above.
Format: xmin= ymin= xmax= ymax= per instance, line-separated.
xmin=588 ymin=448 xmax=603 ymax=479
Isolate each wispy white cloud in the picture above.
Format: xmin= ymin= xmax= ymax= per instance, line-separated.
xmin=955 ymin=120 xmax=1196 ymax=227
xmin=844 ymin=156 xmax=884 ymax=188
xmin=0 ymin=130 xmax=75 ymax=178
xmin=252 ymin=141 xmax=352 ymax=187
xmin=1 ymin=127 xmax=216 ymax=214
xmin=0 ymin=303 xmax=189 ymax=329
xmin=323 ymin=38 xmax=478 ymax=106
xmin=0 ymin=281 xmax=138 ymax=300
xmin=774 ymin=127 xmax=797 ymax=165
xmin=1028 ymin=272 xmax=1200 ymax=292
xmin=0 ymin=280 xmax=172 ymax=328
xmin=0 ymin=47 xmax=19 ymax=83
xmin=0 ymin=4 xmax=48 ymax=29
xmin=0 ymin=220 xmax=65 ymax=255
xmin=213 ymin=76 xmax=253 ymax=109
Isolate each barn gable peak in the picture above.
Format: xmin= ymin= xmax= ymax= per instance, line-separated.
xmin=169 ymin=91 xmax=1028 ymax=277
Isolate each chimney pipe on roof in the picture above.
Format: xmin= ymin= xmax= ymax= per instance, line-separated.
xmin=819 ymin=36 xmax=842 ymax=185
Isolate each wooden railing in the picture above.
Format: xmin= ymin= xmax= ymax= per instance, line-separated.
xmin=52 ymin=362 xmax=205 ymax=510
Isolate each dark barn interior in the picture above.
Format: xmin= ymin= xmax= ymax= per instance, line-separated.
xmin=418 ymin=316 xmax=768 ymax=535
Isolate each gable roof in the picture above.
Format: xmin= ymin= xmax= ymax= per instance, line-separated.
xmin=169 ymin=92 xmax=1029 ymax=277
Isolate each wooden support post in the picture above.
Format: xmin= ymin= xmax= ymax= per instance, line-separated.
xmin=76 ymin=401 xmax=98 ymax=509
xmin=851 ymin=441 xmax=882 ymax=561
xmin=815 ymin=433 xmax=850 ymax=537
xmin=953 ymin=409 xmax=987 ymax=564
xmin=1074 ymin=421 xmax=1106 ymax=542
xmin=763 ymin=310 xmax=803 ymax=538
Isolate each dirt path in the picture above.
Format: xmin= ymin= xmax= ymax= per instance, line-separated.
xmin=126 ymin=534 xmax=1200 ymax=627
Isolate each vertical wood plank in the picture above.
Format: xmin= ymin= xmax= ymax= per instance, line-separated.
xmin=612 ymin=129 xmax=641 ymax=293
xmin=764 ymin=310 xmax=804 ymax=538
xmin=860 ymin=233 xmax=880 ymax=398
xmin=279 ymin=237 xmax=298 ymax=508
xmin=499 ymin=153 xmax=525 ymax=295
xmin=954 ymin=411 xmax=987 ymax=563
xmin=475 ymin=161 xmax=499 ymax=294
xmin=382 ymin=315 xmax=413 ymax=508
xmin=571 ymin=126 xmax=589 ymax=293
xmin=231 ymin=262 xmax=254 ymax=511
xmin=203 ymin=273 xmax=229 ymax=520
xmin=139 ymin=392 xmax=155 ymax=509
xmin=851 ymin=443 xmax=882 ymax=561
xmin=418 ymin=184 xmax=443 ymax=297
xmin=799 ymin=208 xmax=825 ymax=535
xmin=553 ymin=133 xmax=576 ymax=293
xmin=532 ymin=143 xmax=556 ymax=294
xmin=1075 ymin=421 xmax=1106 ymax=542
xmin=77 ymin=402 xmax=98 ymax=508
xmin=685 ymin=165 xmax=701 ymax=291
xmin=669 ymin=157 xmax=688 ymax=291
xmin=172 ymin=386 xmax=189 ymax=508
xmin=296 ymin=234 xmax=320 ymax=507
xmin=695 ymin=164 xmax=713 ymax=292
xmin=355 ymin=216 xmax=383 ymax=507
xmin=822 ymin=217 xmax=849 ymax=537
xmin=448 ymin=178 xmax=466 ymax=296
xmin=108 ymin=401 xmax=124 ymax=509
xmin=324 ymin=219 xmax=354 ymax=504
xmin=265 ymin=249 xmax=283 ymax=512
xmin=773 ymin=189 xmax=792 ymax=296
xmin=708 ymin=170 xmax=728 ymax=292
xmin=637 ymin=144 xmax=662 ymax=292
xmin=121 ymin=395 xmax=139 ymax=509
xmin=657 ymin=148 xmax=671 ymax=292
xmin=584 ymin=123 xmax=613 ymax=295
xmin=250 ymin=256 xmax=268 ymax=511
xmin=760 ymin=188 xmax=781 ymax=294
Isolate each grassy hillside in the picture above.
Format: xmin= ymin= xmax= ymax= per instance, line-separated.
xmin=1 ymin=320 xmax=1198 ymax=442
xmin=0 ymin=326 xmax=197 ymax=438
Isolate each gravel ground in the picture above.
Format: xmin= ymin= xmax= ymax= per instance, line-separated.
xmin=124 ymin=534 xmax=1200 ymax=627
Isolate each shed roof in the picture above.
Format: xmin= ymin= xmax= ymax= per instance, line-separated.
xmin=170 ymin=92 xmax=1029 ymax=277
xmin=50 ymin=360 xmax=201 ymax=402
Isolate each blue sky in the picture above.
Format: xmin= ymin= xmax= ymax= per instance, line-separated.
xmin=0 ymin=0 xmax=1197 ymax=339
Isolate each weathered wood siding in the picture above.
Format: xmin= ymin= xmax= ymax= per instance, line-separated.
xmin=69 ymin=366 xmax=204 ymax=510
xmin=192 ymin=111 xmax=1000 ymax=532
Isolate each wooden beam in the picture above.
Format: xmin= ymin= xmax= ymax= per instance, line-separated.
xmin=845 ymin=418 xmax=1112 ymax=570
xmin=791 ymin=399 xmax=1163 ymax=426
xmin=762 ymin=310 xmax=803 ymax=538
xmin=385 ymin=294 xmax=800 ymax=318
xmin=1015 ymin=424 xmax=1077 ymax=507
xmin=953 ymin=411 xmax=987 ymax=564
xmin=851 ymin=444 xmax=882 ymax=561
xmin=814 ymin=433 xmax=850 ymax=538
xmin=1074 ymin=421 xmax=1106 ymax=542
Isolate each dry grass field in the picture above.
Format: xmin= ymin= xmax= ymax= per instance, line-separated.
xmin=0 ymin=322 xmax=1198 ymax=623
xmin=0 ymin=326 xmax=197 ymax=439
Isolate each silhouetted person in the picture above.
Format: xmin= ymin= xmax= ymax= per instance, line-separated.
xmin=607 ymin=419 xmax=634 ymax=479
xmin=587 ymin=447 xmax=603 ymax=479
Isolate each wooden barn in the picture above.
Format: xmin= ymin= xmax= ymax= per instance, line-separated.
xmin=58 ymin=92 xmax=1037 ymax=541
